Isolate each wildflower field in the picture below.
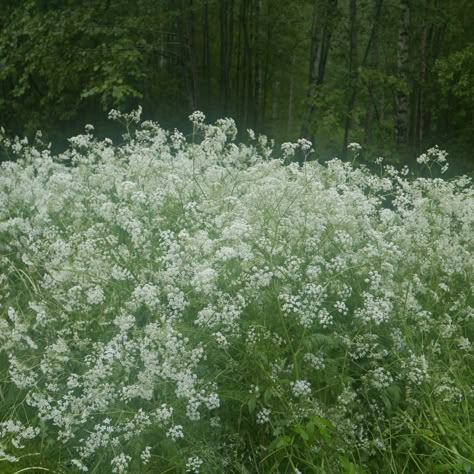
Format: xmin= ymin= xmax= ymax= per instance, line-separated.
xmin=0 ymin=110 xmax=473 ymax=473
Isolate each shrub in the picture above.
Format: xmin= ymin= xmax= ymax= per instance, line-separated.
xmin=0 ymin=111 xmax=473 ymax=473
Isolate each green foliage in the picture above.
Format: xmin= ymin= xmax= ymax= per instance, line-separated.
xmin=436 ymin=46 xmax=474 ymax=103
xmin=435 ymin=45 xmax=474 ymax=144
xmin=0 ymin=0 xmax=167 ymax=138
xmin=0 ymin=0 xmax=473 ymax=167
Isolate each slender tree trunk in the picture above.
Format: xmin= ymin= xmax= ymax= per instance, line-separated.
xmin=395 ymin=0 xmax=410 ymax=146
xmin=235 ymin=0 xmax=243 ymax=119
xmin=188 ymin=0 xmax=200 ymax=109
xmin=241 ymin=0 xmax=252 ymax=130
xmin=342 ymin=0 xmax=384 ymax=156
xmin=417 ymin=11 xmax=428 ymax=151
xmin=410 ymin=0 xmax=429 ymax=150
xmin=220 ymin=0 xmax=229 ymax=110
xmin=228 ymin=0 xmax=234 ymax=113
xmin=272 ymin=81 xmax=280 ymax=121
xmin=220 ymin=0 xmax=234 ymax=114
xmin=254 ymin=0 xmax=264 ymax=128
xmin=176 ymin=7 xmax=192 ymax=109
xmin=262 ymin=5 xmax=272 ymax=128
xmin=300 ymin=0 xmax=338 ymax=163
xmin=342 ymin=0 xmax=358 ymax=158
xmin=202 ymin=0 xmax=211 ymax=106
xmin=177 ymin=0 xmax=200 ymax=110
xmin=424 ymin=0 xmax=445 ymax=141
xmin=364 ymin=0 xmax=383 ymax=145
xmin=287 ymin=50 xmax=296 ymax=136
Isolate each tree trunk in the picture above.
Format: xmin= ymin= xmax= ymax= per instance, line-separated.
xmin=424 ymin=0 xmax=446 ymax=142
xmin=417 ymin=11 xmax=428 ymax=151
xmin=235 ymin=0 xmax=243 ymax=119
xmin=254 ymin=0 xmax=264 ymax=128
xmin=220 ymin=0 xmax=228 ymax=111
xmin=241 ymin=0 xmax=252 ymax=130
xmin=202 ymin=0 xmax=211 ymax=106
xmin=300 ymin=0 xmax=338 ymax=162
xmin=262 ymin=4 xmax=273 ymax=129
xmin=395 ymin=0 xmax=410 ymax=146
xmin=177 ymin=0 xmax=200 ymax=110
xmin=219 ymin=0 xmax=234 ymax=114
xmin=364 ymin=0 xmax=384 ymax=146
xmin=287 ymin=50 xmax=296 ymax=136
xmin=342 ymin=0 xmax=358 ymax=158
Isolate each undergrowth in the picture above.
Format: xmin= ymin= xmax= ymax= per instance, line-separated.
xmin=0 ymin=109 xmax=473 ymax=473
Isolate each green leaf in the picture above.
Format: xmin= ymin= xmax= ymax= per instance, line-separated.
xmin=248 ymin=396 xmax=257 ymax=414
xmin=339 ymin=455 xmax=357 ymax=474
xmin=275 ymin=435 xmax=291 ymax=448
xmin=292 ymin=425 xmax=309 ymax=442
xmin=433 ymin=464 xmax=459 ymax=472
xmin=263 ymin=387 xmax=272 ymax=404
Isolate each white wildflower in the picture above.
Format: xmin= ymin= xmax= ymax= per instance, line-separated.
xmin=111 ymin=453 xmax=131 ymax=474
xmin=256 ymin=408 xmax=271 ymax=424
xmin=189 ymin=111 xmax=206 ymax=125
xmin=86 ymin=286 xmax=105 ymax=305
xmin=347 ymin=142 xmax=362 ymax=152
xmin=141 ymin=446 xmax=152 ymax=465
xmin=290 ymin=380 xmax=312 ymax=398
xmin=186 ymin=456 xmax=203 ymax=473
xmin=166 ymin=425 xmax=184 ymax=441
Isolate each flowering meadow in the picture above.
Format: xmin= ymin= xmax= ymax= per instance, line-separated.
xmin=0 ymin=109 xmax=473 ymax=473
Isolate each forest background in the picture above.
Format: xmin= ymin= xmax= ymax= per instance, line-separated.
xmin=1 ymin=0 xmax=474 ymax=172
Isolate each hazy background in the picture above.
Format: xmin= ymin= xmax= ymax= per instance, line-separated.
xmin=1 ymin=0 xmax=473 ymax=171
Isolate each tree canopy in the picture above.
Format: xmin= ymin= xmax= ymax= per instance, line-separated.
xmin=1 ymin=0 xmax=473 ymax=169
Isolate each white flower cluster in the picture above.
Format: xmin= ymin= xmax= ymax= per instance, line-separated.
xmin=186 ymin=456 xmax=203 ymax=473
xmin=366 ymin=367 xmax=394 ymax=391
xmin=416 ymin=145 xmax=449 ymax=173
xmin=140 ymin=445 xmax=152 ymax=464
xmin=290 ymin=380 xmax=312 ymax=398
xmin=0 ymin=110 xmax=472 ymax=472
xmin=111 ymin=453 xmax=132 ymax=474
xmin=347 ymin=142 xmax=362 ymax=153
xmin=167 ymin=424 xmax=184 ymax=441
xmin=108 ymin=106 xmax=142 ymax=124
xmin=281 ymin=138 xmax=314 ymax=159
xmin=0 ymin=420 xmax=40 ymax=461
xmin=256 ymin=407 xmax=272 ymax=424
xmin=304 ymin=353 xmax=326 ymax=370
xmin=188 ymin=110 xmax=206 ymax=125
xmin=402 ymin=352 xmax=430 ymax=386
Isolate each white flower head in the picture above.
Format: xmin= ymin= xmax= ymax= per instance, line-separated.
xmin=189 ymin=111 xmax=206 ymax=125
xmin=347 ymin=142 xmax=362 ymax=152
xmin=166 ymin=424 xmax=184 ymax=441
xmin=290 ymin=379 xmax=312 ymax=398
xmin=186 ymin=456 xmax=203 ymax=473
xmin=111 ymin=453 xmax=131 ymax=474
xmin=141 ymin=446 xmax=152 ymax=465
xmin=256 ymin=407 xmax=271 ymax=424
xmin=86 ymin=286 xmax=105 ymax=305
xmin=297 ymin=138 xmax=313 ymax=152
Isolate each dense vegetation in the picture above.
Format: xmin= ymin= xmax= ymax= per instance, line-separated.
xmin=0 ymin=111 xmax=473 ymax=472
xmin=1 ymin=0 xmax=473 ymax=471
xmin=1 ymin=0 xmax=474 ymax=169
